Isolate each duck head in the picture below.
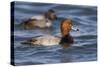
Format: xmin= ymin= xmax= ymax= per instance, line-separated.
xmin=60 ymin=19 xmax=73 ymax=37
xmin=45 ymin=9 xmax=57 ymax=20
xmin=60 ymin=18 xmax=79 ymax=36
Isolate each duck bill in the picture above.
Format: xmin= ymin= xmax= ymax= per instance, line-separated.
xmin=72 ymin=26 xmax=79 ymax=31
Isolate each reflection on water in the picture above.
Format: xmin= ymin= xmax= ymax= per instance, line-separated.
xmin=12 ymin=1 xmax=97 ymax=66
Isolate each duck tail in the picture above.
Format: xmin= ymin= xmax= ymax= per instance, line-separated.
xmin=21 ymin=39 xmax=37 ymax=45
xmin=21 ymin=40 xmax=31 ymax=44
xmin=18 ymin=19 xmax=30 ymax=29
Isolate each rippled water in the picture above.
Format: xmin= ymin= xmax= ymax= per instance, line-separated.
xmin=12 ymin=1 xmax=97 ymax=66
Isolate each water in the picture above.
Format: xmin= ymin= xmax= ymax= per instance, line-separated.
xmin=12 ymin=1 xmax=97 ymax=66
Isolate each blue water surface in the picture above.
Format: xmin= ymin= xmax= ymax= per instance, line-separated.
xmin=13 ymin=1 xmax=97 ymax=66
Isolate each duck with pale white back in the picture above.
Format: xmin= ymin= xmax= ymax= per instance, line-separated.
xmin=22 ymin=18 xmax=79 ymax=48
xmin=21 ymin=9 xmax=57 ymax=29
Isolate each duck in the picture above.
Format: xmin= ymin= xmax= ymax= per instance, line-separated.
xmin=22 ymin=9 xmax=57 ymax=29
xmin=22 ymin=19 xmax=79 ymax=47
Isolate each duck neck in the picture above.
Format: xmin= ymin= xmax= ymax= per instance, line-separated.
xmin=62 ymin=33 xmax=70 ymax=37
xmin=44 ymin=13 xmax=49 ymax=19
xmin=62 ymin=34 xmax=71 ymax=40
xmin=44 ymin=13 xmax=54 ymax=21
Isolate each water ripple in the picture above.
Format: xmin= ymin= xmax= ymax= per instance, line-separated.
xmin=13 ymin=1 xmax=97 ymax=65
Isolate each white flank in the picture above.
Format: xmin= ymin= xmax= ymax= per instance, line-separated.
xmin=31 ymin=35 xmax=61 ymax=46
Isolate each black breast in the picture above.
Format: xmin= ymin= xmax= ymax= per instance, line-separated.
xmin=59 ymin=35 xmax=74 ymax=44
